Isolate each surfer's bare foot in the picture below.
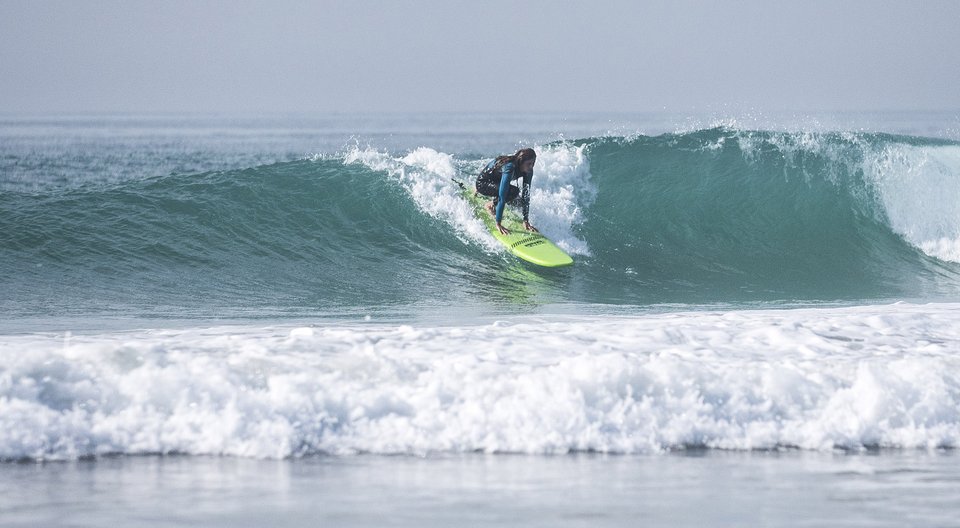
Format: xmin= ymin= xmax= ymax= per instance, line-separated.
xmin=485 ymin=201 xmax=495 ymax=216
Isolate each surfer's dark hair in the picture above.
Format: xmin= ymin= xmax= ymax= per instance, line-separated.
xmin=492 ymin=148 xmax=537 ymax=173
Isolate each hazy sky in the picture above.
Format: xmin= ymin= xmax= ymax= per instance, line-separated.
xmin=2 ymin=0 xmax=959 ymax=113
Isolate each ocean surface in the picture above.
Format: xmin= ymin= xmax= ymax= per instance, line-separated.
xmin=3 ymin=111 xmax=960 ymax=526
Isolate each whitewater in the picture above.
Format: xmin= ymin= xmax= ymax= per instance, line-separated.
xmin=3 ymin=302 xmax=960 ymax=460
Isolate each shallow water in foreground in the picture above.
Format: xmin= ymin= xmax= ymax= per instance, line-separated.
xmin=2 ymin=450 xmax=958 ymax=527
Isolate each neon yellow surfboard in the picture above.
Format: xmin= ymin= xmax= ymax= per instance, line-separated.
xmin=454 ymin=179 xmax=574 ymax=268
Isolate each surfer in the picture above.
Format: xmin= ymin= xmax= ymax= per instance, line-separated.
xmin=475 ymin=148 xmax=539 ymax=235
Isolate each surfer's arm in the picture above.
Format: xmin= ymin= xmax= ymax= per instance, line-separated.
xmin=520 ymin=172 xmax=538 ymax=232
xmin=495 ymin=163 xmax=512 ymax=224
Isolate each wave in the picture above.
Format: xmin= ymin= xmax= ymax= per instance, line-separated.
xmin=3 ymin=127 xmax=960 ymax=317
xmin=2 ymin=303 xmax=960 ymax=460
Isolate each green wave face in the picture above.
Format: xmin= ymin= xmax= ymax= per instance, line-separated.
xmin=576 ymin=129 xmax=960 ymax=303
xmin=3 ymin=128 xmax=960 ymax=318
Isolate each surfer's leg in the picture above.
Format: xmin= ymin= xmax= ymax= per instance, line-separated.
xmin=482 ymin=186 xmax=520 ymax=217
xmin=476 ymin=178 xmax=499 ymax=197
xmin=477 ymin=186 xmax=516 ymax=219
xmin=476 ymin=177 xmax=507 ymax=218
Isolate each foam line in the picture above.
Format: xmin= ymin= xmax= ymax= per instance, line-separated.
xmin=2 ymin=303 xmax=959 ymax=460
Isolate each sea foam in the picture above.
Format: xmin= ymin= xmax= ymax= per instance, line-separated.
xmin=2 ymin=303 xmax=960 ymax=460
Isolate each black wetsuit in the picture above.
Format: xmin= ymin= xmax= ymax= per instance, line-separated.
xmin=475 ymin=159 xmax=532 ymax=223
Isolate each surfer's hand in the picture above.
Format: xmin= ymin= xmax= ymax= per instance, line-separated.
xmin=523 ymin=221 xmax=539 ymax=233
xmin=496 ymin=222 xmax=510 ymax=235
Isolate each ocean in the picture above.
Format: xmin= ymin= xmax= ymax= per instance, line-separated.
xmin=2 ymin=112 xmax=960 ymax=526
